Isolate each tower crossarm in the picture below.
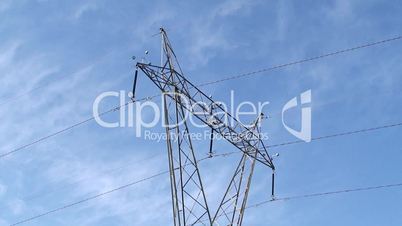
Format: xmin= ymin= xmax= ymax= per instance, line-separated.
xmin=136 ymin=63 xmax=275 ymax=170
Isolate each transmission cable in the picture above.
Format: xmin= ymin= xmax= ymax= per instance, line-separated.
xmin=16 ymin=121 xmax=402 ymax=206
xmin=1 ymin=35 xmax=402 ymax=159
xmin=206 ymin=182 xmax=402 ymax=222
xmin=2 ymin=114 xmax=401 ymax=160
xmin=11 ymin=165 xmax=402 ymax=225
xmin=267 ymin=121 xmax=402 ymax=148
xmin=198 ymin=35 xmax=402 ymax=87
xmin=9 ymin=151 xmax=237 ymax=225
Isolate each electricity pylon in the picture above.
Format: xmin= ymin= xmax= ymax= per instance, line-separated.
xmin=212 ymin=114 xmax=267 ymax=225
xmin=134 ymin=28 xmax=275 ymax=225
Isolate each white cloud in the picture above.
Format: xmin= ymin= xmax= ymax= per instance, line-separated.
xmin=180 ymin=0 xmax=262 ymax=67
xmin=0 ymin=0 xmax=12 ymax=12
xmin=7 ymin=198 xmax=26 ymax=215
xmin=130 ymin=5 xmax=175 ymax=44
xmin=0 ymin=182 xmax=7 ymax=197
xmin=328 ymin=0 xmax=353 ymax=19
xmin=37 ymin=147 xmax=171 ymax=225
xmin=72 ymin=1 xmax=98 ymax=20
xmin=214 ymin=0 xmax=260 ymax=17
xmin=0 ymin=218 xmax=9 ymax=226
xmin=186 ymin=26 xmax=230 ymax=67
xmin=0 ymin=42 xmax=20 ymax=68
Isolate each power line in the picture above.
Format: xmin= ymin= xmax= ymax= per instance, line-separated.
xmin=0 ymin=85 xmax=48 ymax=107
xmin=11 ymin=118 xmax=402 ymax=224
xmin=9 ymin=151 xmax=237 ymax=226
xmin=0 ymin=97 xmax=136 ymax=159
xmin=21 ymin=121 xmax=402 ymax=203
xmin=22 ymin=152 xmax=162 ymax=201
xmin=18 ymin=120 xmax=402 ymax=205
xmin=256 ymin=182 xmax=402 ymax=204
xmin=268 ymin=122 xmax=402 ymax=148
xmin=4 ymin=34 xmax=401 ymax=107
xmin=197 ymin=35 xmax=402 ymax=87
xmin=208 ymin=182 xmax=402 ymax=222
xmin=1 ymin=34 xmax=401 ymax=159
xmin=0 ymin=94 xmax=163 ymax=159
xmin=2 ymin=112 xmax=401 ymax=160
xmin=22 ymin=151 xmax=239 ymax=202
xmin=11 ymin=163 xmax=402 ymax=225
xmin=8 ymin=110 xmax=401 ymax=222
xmin=10 ymin=170 xmax=169 ymax=226
xmin=3 ymin=111 xmax=402 ymax=223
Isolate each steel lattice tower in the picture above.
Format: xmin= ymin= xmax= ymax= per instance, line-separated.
xmin=134 ymin=28 xmax=275 ymax=226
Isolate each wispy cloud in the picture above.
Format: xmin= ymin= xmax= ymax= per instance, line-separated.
xmin=72 ymin=1 xmax=98 ymax=20
xmin=38 ymin=148 xmax=171 ymax=225
xmin=213 ymin=0 xmax=260 ymax=17
xmin=2 ymin=1 xmax=402 ymax=225
xmin=181 ymin=0 xmax=263 ymax=67
xmin=0 ymin=181 xmax=7 ymax=197
xmin=7 ymin=198 xmax=26 ymax=215
xmin=0 ymin=0 xmax=12 ymax=13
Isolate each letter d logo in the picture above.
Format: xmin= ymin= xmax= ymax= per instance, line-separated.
xmin=281 ymin=90 xmax=311 ymax=142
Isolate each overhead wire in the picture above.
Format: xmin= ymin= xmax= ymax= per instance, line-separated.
xmin=22 ymin=152 xmax=162 ymax=201
xmin=2 ymin=112 xmax=401 ymax=160
xmin=11 ymin=156 xmax=402 ymax=225
xmin=1 ymin=35 xmax=402 ymax=159
xmin=197 ymin=35 xmax=402 ymax=87
xmin=10 ymin=119 xmax=402 ymax=224
xmin=3 ymin=108 xmax=402 ymax=223
xmin=10 ymin=170 xmax=169 ymax=226
xmin=267 ymin=121 xmax=402 ymax=148
xmin=252 ymin=182 xmax=402 ymax=206
xmin=206 ymin=182 xmax=402 ymax=222
xmin=0 ymin=95 xmax=146 ymax=159
xmin=9 ymin=151 xmax=239 ymax=225
xmin=12 ymin=120 xmax=402 ymax=209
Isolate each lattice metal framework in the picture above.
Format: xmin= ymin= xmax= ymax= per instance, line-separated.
xmin=134 ymin=28 xmax=275 ymax=226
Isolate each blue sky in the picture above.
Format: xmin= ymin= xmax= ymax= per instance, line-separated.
xmin=0 ymin=0 xmax=402 ymax=225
